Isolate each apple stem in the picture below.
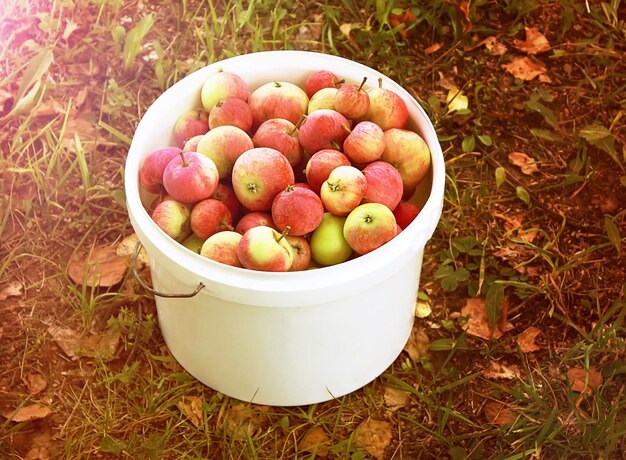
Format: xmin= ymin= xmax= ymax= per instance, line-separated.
xmin=330 ymin=140 xmax=341 ymax=150
xmin=357 ymin=76 xmax=368 ymax=92
xmin=276 ymin=226 xmax=291 ymax=243
xmin=215 ymin=100 xmax=223 ymax=108
xmin=341 ymin=123 xmax=351 ymax=135
xmin=378 ymin=77 xmax=383 ymax=89
xmin=289 ymin=114 xmax=306 ymax=135
xmin=334 ymin=78 xmax=345 ymax=87
xmin=179 ymin=151 xmax=188 ymax=167
xmin=217 ymin=67 xmax=223 ymax=73
xmin=274 ymin=81 xmax=282 ymax=88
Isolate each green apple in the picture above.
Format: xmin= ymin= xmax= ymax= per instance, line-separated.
xmin=307 ymin=87 xmax=338 ymax=113
xmin=182 ymin=234 xmax=205 ymax=253
xmin=310 ymin=212 xmax=353 ymax=266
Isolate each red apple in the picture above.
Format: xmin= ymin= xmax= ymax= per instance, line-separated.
xmin=307 ymin=87 xmax=338 ymax=113
xmin=236 ymin=225 xmax=293 ymax=272
xmin=139 ymin=147 xmax=182 ymax=194
xmin=190 ymin=198 xmax=233 ymax=240
xmin=381 ymin=128 xmax=431 ymax=198
xmin=362 ymin=161 xmax=403 ymax=210
xmin=162 ymin=151 xmax=219 ymax=204
xmin=271 ymin=185 xmax=324 ymax=236
xmin=196 ymin=125 xmax=254 ymax=179
xmin=231 ymin=147 xmax=295 ymax=211
xmin=334 ymin=77 xmax=370 ymax=119
xmin=252 ymin=118 xmax=303 ymax=166
xmin=343 ymin=121 xmax=385 ymax=164
xmin=201 ymin=70 xmax=249 ymax=111
xmin=208 ymin=97 xmax=253 ymax=133
xmin=248 ymin=81 xmax=309 ymax=130
xmin=305 ymin=70 xmax=340 ymax=98
xmin=182 ymin=135 xmax=204 ymax=153
xmin=285 ymin=235 xmax=311 ymax=271
xmin=211 ymin=183 xmax=241 ymax=222
xmin=173 ymin=109 xmax=209 ymax=148
xmin=320 ymin=165 xmax=367 ymax=216
xmin=304 ymin=148 xmax=351 ymax=194
xmin=343 ymin=203 xmax=397 ymax=254
xmin=200 ymin=230 xmax=243 ymax=267
xmin=393 ymin=200 xmax=422 ymax=229
xmin=151 ymin=199 xmax=191 ymax=242
xmin=366 ymin=78 xmax=408 ymax=130
xmin=298 ymin=109 xmax=350 ymax=154
xmin=235 ymin=211 xmax=275 ymax=234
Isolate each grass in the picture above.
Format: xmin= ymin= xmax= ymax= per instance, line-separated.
xmin=1 ymin=0 xmax=625 ymax=458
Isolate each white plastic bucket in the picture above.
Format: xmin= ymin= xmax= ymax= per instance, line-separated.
xmin=125 ymin=51 xmax=445 ymax=406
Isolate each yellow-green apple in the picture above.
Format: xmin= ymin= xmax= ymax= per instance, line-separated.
xmin=362 ymin=161 xmax=403 ymax=210
xmin=211 ymin=183 xmax=241 ymax=222
xmin=285 ymin=235 xmax=311 ymax=271
xmin=310 ymin=213 xmax=352 ymax=266
xmin=196 ymin=125 xmax=254 ymax=178
xmin=139 ymin=147 xmax=182 ymax=194
xmin=320 ymin=165 xmax=367 ymax=216
xmin=200 ymin=230 xmax=243 ymax=267
xmin=334 ymin=77 xmax=370 ymax=119
xmin=208 ymin=98 xmax=253 ymax=133
xmin=252 ymin=118 xmax=303 ymax=166
xmin=298 ymin=109 xmax=350 ymax=154
xmin=271 ymin=185 xmax=324 ymax=236
xmin=231 ymin=147 xmax=295 ymax=211
xmin=190 ymin=198 xmax=233 ymax=240
xmin=151 ymin=199 xmax=191 ymax=242
xmin=201 ymin=70 xmax=249 ymax=112
xmin=182 ymin=135 xmax=204 ymax=153
xmin=173 ymin=109 xmax=209 ymax=148
xmin=343 ymin=121 xmax=385 ymax=164
xmin=365 ymin=78 xmax=408 ymax=130
xmin=236 ymin=225 xmax=293 ymax=272
xmin=162 ymin=151 xmax=219 ymax=204
xmin=182 ymin=234 xmax=205 ymax=253
xmin=343 ymin=203 xmax=397 ymax=254
xmin=305 ymin=70 xmax=340 ymax=98
xmin=304 ymin=148 xmax=351 ymax=193
xmin=307 ymin=87 xmax=338 ymax=113
xmin=380 ymin=128 xmax=431 ymax=198
xmin=393 ymin=200 xmax=421 ymax=229
xmin=248 ymin=81 xmax=309 ymax=130
xmin=235 ymin=211 xmax=275 ymax=234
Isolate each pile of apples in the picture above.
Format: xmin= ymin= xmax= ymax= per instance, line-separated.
xmin=138 ymin=68 xmax=431 ymax=272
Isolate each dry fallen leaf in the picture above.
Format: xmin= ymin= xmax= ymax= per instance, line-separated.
xmin=415 ymin=300 xmax=432 ymax=318
xmin=461 ymin=297 xmax=513 ymax=340
xmin=224 ymin=403 xmax=270 ymax=441
xmin=353 ymin=419 xmax=393 ymax=460
xmin=383 ymin=386 xmax=411 ymax=412
xmin=3 ymin=403 xmax=52 ymax=423
xmin=483 ymin=361 xmax=522 ymax=380
xmin=300 ymin=426 xmax=330 ymax=457
xmin=25 ymin=447 xmax=50 ymax=460
xmin=567 ymin=367 xmax=603 ymax=396
xmin=0 ymin=280 xmax=23 ymax=300
xmin=177 ymin=396 xmax=204 ymax=428
xmin=403 ymin=325 xmax=430 ymax=361
xmin=48 ymin=326 xmax=120 ymax=361
xmin=339 ymin=23 xmax=360 ymax=50
xmin=483 ymin=36 xmax=508 ymax=56
xmin=424 ymin=43 xmax=442 ymax=54
xmin=68 ymin=245 xmax=131 ymax=287
xmin=483 ymin=401 xmax=517 ymax=426
xmin=116 ymin=233 xmax=150 ymax=270
xmin=517 ymin=326 xmax=542 ymax=352
xmin=22 ymin=372 xmax=48 ymax=395
xmin=508 ymin=152 xmax=539 ymax=175
xmin=446 ymin=89 xmax=469 ymax=113
xmin=502 ymin=56 xmax=551 ymax=82
xmin=513 ymin=27 xmax=551 ymax=55
xmin=437 ymin=72 xmax=458 ymax=91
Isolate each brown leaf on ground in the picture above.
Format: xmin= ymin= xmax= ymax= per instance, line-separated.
xmin=25 ymin=447 xmax=50 ymax=460
xmin=116 ymin=233 xmax=149 ymax=270
xmin=483 ymin=361 xmax=522 ymax=380
xmin=502 ymin=56 xmax=551 ymax=82
xmin=0 ymin=280 xmax=23 ymax=300
xmin=508 ymin=152 xmax=539 ymax=175
xmin=424 ymin=43 xmax=442 ymax=54
xmin=3 ymin=403 xmax=52 ymax=422
xmin=224 ymin=403 xmax=270 ymax=441
xmin=353 ymin=419 xmax=393 ymax=460
xmin=483 ymin=36 xmax=508 ymax=56
xmin=567 ymin=367 xmax=603 ymax=395
xmin=63 ymin=117 xmax=98 ymax=141
xmin=461 ymin=297 xmax=513 ymax=340
xmin=68 ymin=245 xmax=131 ymax=287
xmin=300 ymin=426 xmax=330 ymax=457
xmin=339 ymin=23 xmax=360 ymax=50
xmin=22 ymin=372 xmax=47 ymax=395
xmin=483 ymin=401 xmax=517 ymax=426
xmin=513 ymin=27 xmax=551 ymax=55
xmin=177 ymin=396 xmax=204 ymax=428
xmin=517 ymin=326 xmax=542 ymax=352
xmin=383 ymin=386 xmax=411 ymax=412
xmin=403 ymin=325 xmax=430 ymax=361
xmin=437 ymin=72 xmax=458 ymax=91
xmin=47 ymin=326 xmax=120 ymax=361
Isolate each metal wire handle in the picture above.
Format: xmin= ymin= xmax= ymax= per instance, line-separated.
xmin=132 ymin=240 xmax=205 ymax=298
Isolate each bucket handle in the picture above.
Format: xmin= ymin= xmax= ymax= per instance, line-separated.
xmin=132 ymin=240 xmax=206 ymax=298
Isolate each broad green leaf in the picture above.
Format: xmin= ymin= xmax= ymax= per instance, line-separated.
xmin=6 ymin=79 xmax=45 ymax=118
xmin=462 ymin=135 xmax=475 ymax=152
xmin=446 ymin=89 xmax=469 ymax=113
xmin=430 ymin=338 xmax=456 ymax=351
xmin=100 ymin=435 xmax=128 ymax=455
xmin=111 ymin=25 xmax=126 ymax=55
xmin=604 ymin=215 xmax=621 ymax=254
xmin=495 ymin=167 xmax=506 ymax=188
xmin=485 ymin=283 xmax=505 ymax=328
xmin=525 ymin=99 xmax=558 ymax=129
xmin=516 ymin=185 xmax=531 ymax=205
xmin=123 ymin=14 xmax=154 ymax=69
xmin=579 ymin=124 xmax=621 ymax=169
xmin=477 ymin=134 xmax=492 ymax=146
xmin=16 ymin=48 xmax=53 ymax=101
xmin=530 ymin=128 xmax=564 ymax=142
